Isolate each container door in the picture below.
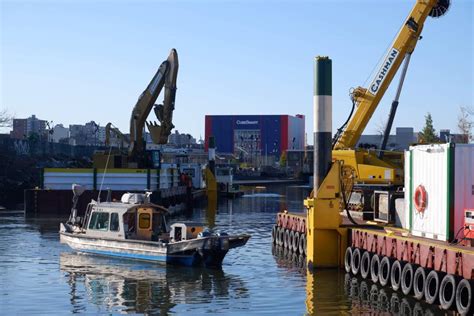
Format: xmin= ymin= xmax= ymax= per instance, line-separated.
xmin=137 ymin=208 xmax=153 ymax=240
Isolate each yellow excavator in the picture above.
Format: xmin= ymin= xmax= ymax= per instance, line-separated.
xmin=93 ymin=49 xmax=179 ymax=168
xmin=305 ymin=0 xmax=450 ymax=268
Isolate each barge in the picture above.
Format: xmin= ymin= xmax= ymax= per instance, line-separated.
xmin=272 ymin=144 xmax=474 ymax=314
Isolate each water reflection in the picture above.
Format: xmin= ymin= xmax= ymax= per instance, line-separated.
xmin=60 ymin=252 xmax=248 ymax=314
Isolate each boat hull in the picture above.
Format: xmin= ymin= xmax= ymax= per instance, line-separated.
xmin=60 ymin=230 xmax=249 ymax=267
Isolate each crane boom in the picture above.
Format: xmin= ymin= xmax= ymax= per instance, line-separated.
xmin=334 ymin=0 xmax=448 ymax=150
xmin=129 ymin=49 xmax=179 ymax=161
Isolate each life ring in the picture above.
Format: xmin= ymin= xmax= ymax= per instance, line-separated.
xmin=414 ymin=185 xmax=427 ymax=212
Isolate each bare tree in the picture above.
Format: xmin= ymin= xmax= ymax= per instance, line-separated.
xmin=458 ymin=106 xmax=473 ymax=143
xmin=375 ymin=116 xmax=387 ymax=137
xmin=0 ymin=109 xmax=13 ymax=128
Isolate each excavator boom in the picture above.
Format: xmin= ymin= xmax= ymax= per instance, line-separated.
xmin=129 ymin=49 xmax=179 ymax=161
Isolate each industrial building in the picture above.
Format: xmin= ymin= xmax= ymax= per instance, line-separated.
xmin=204 ymin=115 xmax=305 ymax=159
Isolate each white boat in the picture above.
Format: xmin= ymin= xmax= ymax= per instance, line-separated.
xmin=60 ymin=186 xmax=250 ymax=267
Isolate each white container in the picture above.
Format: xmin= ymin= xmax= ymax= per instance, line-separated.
xmin=405 ymin=143 xmax=474 ymax=241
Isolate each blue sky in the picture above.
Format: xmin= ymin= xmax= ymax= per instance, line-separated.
xmin=1 ymin=0 xmax=473 ymax=143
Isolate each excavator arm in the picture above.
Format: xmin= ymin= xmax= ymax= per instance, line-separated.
xmin=105 ymin=122 xmax=130 ymax=148
xmin=334 ymin=0 xmax=450 ymax=150
xmin=129 ymin=49 xmax=179 ymax=161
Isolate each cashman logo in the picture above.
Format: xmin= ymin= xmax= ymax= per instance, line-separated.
xmin=369 ymin=48 xmax=399 ymax=95
xmin=236 ymin=120 xmax=258 ymax=125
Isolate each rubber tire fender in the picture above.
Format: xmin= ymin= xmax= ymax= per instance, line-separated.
xmin=379 ymin=256 xmax=392 ymax=287
xmin=390 ymin=260 xmax=405 ymax=292
xmin=271 ymin=225 xmax=278 ymax=244
xmin=439 ymin=274 xmax=457 ymax=310
xmin=370 ymin=254 xmax=381 ymax=284
xmin=344 ymin=247 xmax=353 ymax=273
xmin=299 ymin=233 xmax=307 ymax=256
xmin=425 ymin=270 xmax=445 ymax=305
xmin=277 ymin=227 xmax=285 ymax=246
xmin=413 ymin=266 xmax=428 ymax=300
xmin=292 ymin=232 xmax=300 ymax=253
xmin=283 ymin=229 xmax=290 ymax=249
xmin=401 ymin=263 xmax=417 ymax=295
xmin=351 ymin=248 xmax=362 ymax=276
xmin=288 ymin=230 xmax=295 ymax=252
xmin=360 ymin=251 xmax=371 ymax=279
xmin=456 ymin=278 xmax=473 ymax=315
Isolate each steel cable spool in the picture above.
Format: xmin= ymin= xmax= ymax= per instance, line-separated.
xmin=429 ymin=0 xmax=450 ymax=18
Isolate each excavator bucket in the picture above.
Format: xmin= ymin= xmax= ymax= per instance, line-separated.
xmin=146 ymin=119 xmax=174 ymax=144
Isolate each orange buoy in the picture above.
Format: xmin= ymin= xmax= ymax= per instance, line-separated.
xmin=414 ymin=185 xmax=427 ymax=212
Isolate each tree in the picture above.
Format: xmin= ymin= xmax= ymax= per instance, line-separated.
xmin=458 ymin=106 xmax=473 ymax=143
xmin=418 ymin=113 xmax=438 ymax=143
xmin=0 ymin=109 xmax=13 ymax=128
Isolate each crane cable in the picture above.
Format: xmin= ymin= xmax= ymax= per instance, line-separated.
xmin=332 ymin=98 xmax=356 ymax=148
xmin=339 ymin=165 xmax=358 ymax=225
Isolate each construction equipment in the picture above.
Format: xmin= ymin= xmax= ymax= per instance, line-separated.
xmin=305 ymin=0 xmax=450 ymax=268
xmin=104 ymin=122 xmax=130 ymax=149
xmin=93 ymin=49 xmax=179 ymax=168
xmin=329 ymin=0 xmax=451 ymax=215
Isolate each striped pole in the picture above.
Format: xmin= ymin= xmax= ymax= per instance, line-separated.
xmin=313 ymin=56 xmax=332 ymax=190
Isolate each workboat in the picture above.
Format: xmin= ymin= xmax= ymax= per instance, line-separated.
xmin=60 ymin=185 xmax=250 ymax=267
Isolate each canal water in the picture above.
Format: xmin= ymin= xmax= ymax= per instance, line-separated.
xmin=0 ymin=185 xmax=446 ymax=315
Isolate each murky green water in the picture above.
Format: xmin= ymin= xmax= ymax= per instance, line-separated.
xmin=0 ymin=185 xmax=446 ymax=315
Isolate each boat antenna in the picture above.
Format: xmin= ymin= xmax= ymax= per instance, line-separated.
xmin=98 ymin=145 xmax=113 ymax=203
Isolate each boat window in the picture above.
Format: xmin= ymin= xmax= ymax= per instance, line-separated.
xmin=139 ymin=213 xmax=150 ymax=229
xmin=88 ymin=212 xmax=110 ymax=231
xmin=110 ymin=213 xmax=120 ymax=232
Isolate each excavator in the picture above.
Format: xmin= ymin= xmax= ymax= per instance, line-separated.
xmin=93 ymin=49 xmax=179 ymax=168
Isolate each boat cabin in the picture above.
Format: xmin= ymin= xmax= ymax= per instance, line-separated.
xmin=83 ymin=194 xmax=169 ymax=242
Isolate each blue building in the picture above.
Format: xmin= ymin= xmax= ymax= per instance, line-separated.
xmin=204 ymin=114 xmax=305 ymax=158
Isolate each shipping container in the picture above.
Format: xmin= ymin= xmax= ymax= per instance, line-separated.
xmin=404 ymin=143 xmax=474 ymax=241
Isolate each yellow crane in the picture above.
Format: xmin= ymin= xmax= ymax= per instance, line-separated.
xmin=328 ymin=0 xmax=451 ymax=214
xmin=306 ymin=0 xmax=450 ymax=269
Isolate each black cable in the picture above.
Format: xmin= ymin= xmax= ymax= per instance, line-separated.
xmin=332 ymin=98 xmax=356 ymax=148
xmin=449 ymin=225 xmax=469 ymax=245
xmin=340 ymin=168 xmax=358 ymax=225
